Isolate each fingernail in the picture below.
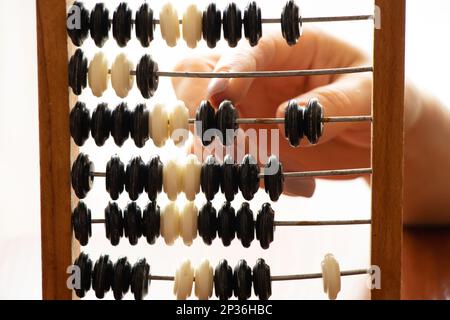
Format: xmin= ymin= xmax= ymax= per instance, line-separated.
xmin=207 ymin=78 xmax=229 ymax=99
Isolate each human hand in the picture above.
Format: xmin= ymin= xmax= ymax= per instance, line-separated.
xmin=172 ymin=28 xmax=373 ymax=197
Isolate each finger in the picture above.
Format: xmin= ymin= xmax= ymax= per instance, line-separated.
xmin=207 ymin=27 xmax=367 ymax=106
xmin=171 ymin=53 xmax=221 ymax=116
xmin=276 ymin=72 xmax=372 ymax=146
xmin=207 ymin=34 xmax=279 ymax=105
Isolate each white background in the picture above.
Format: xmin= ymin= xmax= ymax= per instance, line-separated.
xmin=0 ymin=0 xmax=449 ymax=299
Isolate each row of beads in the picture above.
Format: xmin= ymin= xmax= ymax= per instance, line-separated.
xmin=73 ymin=252 xmax=341 ymax=300
xmin=196 ymin=99 xmax=324 ymax=147
xmin=70 ymin=100 xmax=188 ymax=147
xmin=73 ymin=200 xmax=275 ymax=249
xmin=70 ymin=98 xmax=324 ymax=148
xmin=71 ymin=153 xmax=283 ymax=202
xmin=68 ymin=50 xmax=158 ymax=98
xmin=68 ymin=1 xmax=301 ymax=48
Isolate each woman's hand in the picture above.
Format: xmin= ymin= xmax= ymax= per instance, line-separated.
xmin=172 ymin=28 xmax=373 ymax=197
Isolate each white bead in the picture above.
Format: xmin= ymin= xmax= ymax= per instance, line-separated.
xmin=111 ymin=53 xmax=134 ymax=98
xmin=183 ymin=154 xmax=201 ymax=201
xmin=321 ymin=253 xmax=341 ymax=300
xmin=150 ymin=102 xmax=169 ymax=147
xmin=173 ymin=259 xmax=194 ymax=300
xmin=182 ymin=4 xmax=202 ymax=48
xmin=168 ymin=100 xmax=189 ymax=146
xmin=180 ymin=202 xmax=198 ymax=246
xmin=194 ymin=259 xmax=214 ymax=300
xmin=88 ymin=52 xmax=109 ymax=97
xmin=160 ymin=3 xmax=180 ymax=47
xmin=163 ymin=158 xmax=183 ymax=201
xmin=160 ymin=201 xmax=180 ymax=245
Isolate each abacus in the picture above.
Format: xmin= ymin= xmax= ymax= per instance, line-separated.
xmin=37 ymin=0 xmax=405 ymax=300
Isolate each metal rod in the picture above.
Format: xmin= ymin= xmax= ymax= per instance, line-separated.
xmin=275 ymin=219 xmax=371 ymax=226
xmin=145 ymin=269 xmax=369 ymax=282
xmin=271 ymin=269 xmax=369 ymax=281
xmin=92 ymin=218 xmax=370 ymax=226
xmin=90 ymin=172 xmax=106 ymax=178
xmin=124 ymin=15 xmax=374 ymax=25
xmin=91 ymin=168 xmax=372 ymax=179
xmin=156 ymin=66 xmax=373 ymax=79
xmin=187 ymin=115 xmax=372 ymax=125
xmin=278 ymin=168 xmax=372 ymax=178
xmin=150 ymin=275 xmax=175 ymax=281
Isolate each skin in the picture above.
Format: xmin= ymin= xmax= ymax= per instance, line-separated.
xmin=172 ymin=28 xmax=450 ymax=225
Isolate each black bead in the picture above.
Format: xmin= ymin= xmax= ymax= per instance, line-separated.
xmin=214 ymin=259 xmax=234 ymax=300
xmin=221 ymin=155 xmax=239 ymax=202
xmin=73 ymin=252 xmax=93 ymax=298
xmin=131 ymin=258 xmax=150 ymax=300
xmin=216 ymin=100 xmax=238 ymax=146
xmin=243 ymin=1 xmax=262 ymax=46
xmin=111 ymin=257 xmax=131 ymax=300
xmin=238 ymin=154 xmax=260 ymax=201
xmin=195 ymin=100 xmax=217 ymax=146
xmin=90 ymin=3 xmax=110 ymax=47
xmin=71 ymin=153 xmax=94 ymax=199
xmin=92 ymin=254 xmax=113 ymax=299
xmin=123 ymin=202 xmax=143 ymax=245
xmin=104 ymin=202 xmax=124 ymax=246
xmin=135 ymin=3 xmax=154 ymax=47
xmin=70 ymin=102 xmax=90 ymax=146
xmin=234 ymin=260 xmax=252 ymax=300
xmin=112 ymin=3 xmax=132 ymax=47
xmin=125 ymin=155 xmax=146 ymax=201
xmin=255 ymin=203 xmax=275 ymax=249
xmin=236 ymin=202 xmax=255 ymax=248
xmin=67 ymin=2 xmax=90 ymax=46
xmin=252 ymin=258 xmax=271 ymax=300
xmin=145 ymin=155 xmax=163 ymax=201
xmin=130 ymin=104 xmax=149 ymax=148
xmin=201 ymin=155 xmax=221 ymax=201
xmin=284 ymin=100 xmax=304 ymax=147
xmin=71 ymin=201 xmax=92 ymax=246
xmin=223 ymin=3 xmax=242 ymax=47
xmin=202 ymin=3 xmax=222 ymax=48
xmin=198 ymin=201 xmax=217 ymax=245
xmin=304 ymin=98 xmax=324 ymax=145
xmin=264 ymin=155 xmax=284 ymax=202
xmin=91 ymin=103 xmax=111 ymax=146
xmin=217 ymin=202 xmax=236 ymax=246
xmin=142 ymin=201 xmax=160 ymax=245
xmin=136 ymin=54 xmax=159 ymax=99
xmin=105 ymin=155 xmax=125 ymax=200
xmin=281 ymin=0 xmax=301 ymax=46
xmin=111 ymin=102 xmax=131 ymax=147
xmin=68 ymin=48 xmax=88 ymax=95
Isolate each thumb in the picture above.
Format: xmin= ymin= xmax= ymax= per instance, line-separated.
xmin=207 ymin=37 xmax=277 ymax=106
xmin=276 ymin=73 xmax=372 ymax=145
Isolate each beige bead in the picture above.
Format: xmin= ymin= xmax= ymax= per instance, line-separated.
xmin=173 ymin=259 xmax=194 ymax=300
xmin=88 ymin=52 xmax=109 ymax=97
xmin=111 ymin=53 xmax=134 ymax=98
xmin=182 ymin=4 xmax=202 ymax=48
xmin=168 ymin=100 xmax=189 ymax=146
xmin=321 ymin=253 xmax=341 ymax=300
xmin=183 ymin=154 xmax=201 ymax=201
xmin=180 ymin=202 xmax=198 ymax=246
xmin=163 ymin=158 xmax=183 ymax=201
xmin=150 ymin=102 xmax=169 ymax=147
xmin=194 ymin=259 xmax=214 ymax=300
xmin=160 ymin=3 xmax=180 ymax=47
xmin=160 ymin=201 xmax=180 ymax=245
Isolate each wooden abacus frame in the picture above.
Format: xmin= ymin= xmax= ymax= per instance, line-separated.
xmin=37 ymin=0 xmax=405 ymax=300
